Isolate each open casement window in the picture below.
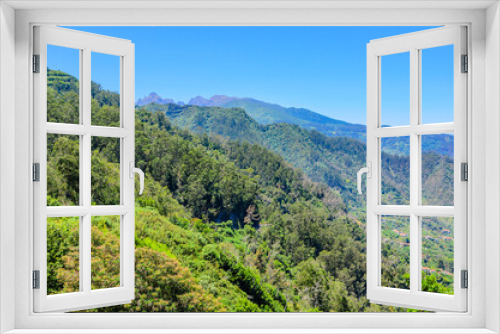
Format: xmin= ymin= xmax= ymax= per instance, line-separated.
xmin=33 ymin=26 xmax=140 ymax=312
xmin=363 ymin=26 xmax=467 ymax=312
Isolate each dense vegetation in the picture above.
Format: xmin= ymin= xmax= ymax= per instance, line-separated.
xmin=146 ymin=93 xmax=454 ymax=157
xmin=148 ymin=103 xmax=454 ymax=210
xmin=45 ymin=69 xmax=454 ymax=313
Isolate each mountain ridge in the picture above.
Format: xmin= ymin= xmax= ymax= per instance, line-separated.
xmin=137 ymin=92 xmax=185 ymax=107
xmin=137 ymin=92 xmax=453 ymax=157
xmin=143 ymin=102 xmax=454 ymax=211
xmin=48 ymin=69 xmax=455 ymax=311
xmin=137 ymin=93 xmax=365 ymax=139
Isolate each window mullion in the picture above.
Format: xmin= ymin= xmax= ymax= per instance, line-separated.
xmin=409 ymin=47 xmax=421 ymax=293
xmin=81 ymin=47 xmax=92 ymax=294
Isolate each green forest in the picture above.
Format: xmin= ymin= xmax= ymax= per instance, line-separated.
xmin=46 ymin=69 xmax=454 ymax=312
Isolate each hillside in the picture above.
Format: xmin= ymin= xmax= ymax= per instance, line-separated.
xmin=47 ymin=69 xmax=377 ymax=312
xmin=147 ymin=103 xmax=453 ymax=211
xmin=138 ymin=93 xmax=454 ymax=157
xmin=46 ymin=69 xmax=454 ymax=313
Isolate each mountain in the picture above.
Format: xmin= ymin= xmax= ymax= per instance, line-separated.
xmin=141 ymin=93 xmax=366 ymax=140
xmin=47 ymin=69 xmax=454 ymax=312
xmin=140 ymin=93 xmax=453 ymax=157
xmin=145 ymin=103 xmax=453 ymax=211
xmin=151 ymin=102 xmax=454 ymax=292
xmin=136 ymin=92 xmax=184 ymax=107
xmin=188 ymin=95 xmax=240 ymax=107
xmin=186 ymin=95 xmax=368 ymax=142
xmin=46 ymin=69 xmax=382 ymax=311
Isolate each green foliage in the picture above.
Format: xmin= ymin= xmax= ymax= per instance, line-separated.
xmin=422 ymin=273 xmax=453 ymax=295
xmin=52 ymin=215 xmax=226 ymax=312
xmin=155 ymin=101 xmax=455 ymax=297
xmin=47 ymin=135 xmax=80 ymax=206
xmin=45 ymin=69 xmax=454 ymax=313
xmin=185 ymin=96 xmax=453 ymax=156
xmin=47 ymin=217 xmax=80 ymax=295
xmin=135 ymin=108 xmax=261 ymax=223
xmin=156 ymin=102 xmax=454 ymax=211
xmin=91 ymin=82 xmax=120 ymax=108
xmin=47 ymin=69 xmax=79 ymax=94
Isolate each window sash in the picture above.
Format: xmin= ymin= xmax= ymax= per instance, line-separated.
xmin=366 ymin=26 xmax=468 ymax=312
xmin=33 ymin=25 xmax=136 ymax=313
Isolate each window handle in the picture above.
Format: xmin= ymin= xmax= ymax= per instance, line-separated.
xmin=129 ymin=162 xmax=145 ymax=195
xmin=357 ymin=162 xmax=372 ymax=195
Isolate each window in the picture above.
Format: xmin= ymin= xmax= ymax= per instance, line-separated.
xmin=33 ymin=26 xmax=139 ymax=312
xmin=3 ymin=2 xmax=496 ymax=333
xmin=32 ymin=24 xmax=467 ymax=315
xmin=363 ymin=26 xmax=467 ymax=312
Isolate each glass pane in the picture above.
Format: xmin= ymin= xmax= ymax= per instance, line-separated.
xmin=47 ymin=134 xmax=80 ymax=206
xmin=381 ymin=215 xmax=410 ymax=289
xmin=47 ymin=216 xmax=80 ymax=295
xmin=422 ymin=217 xmax=454 ymax=294
xmin=91 ymin=52 xmax=120 ymax=127
xmin=91 ymin=137 xmax=120 ymax=205
xmin=91 ymin=216 xmax=121 ymax=290
xmin=422 ymin=134 xmax=454 ymax=206
xmin=421 ymin=45 xmax=454 ymax=124
xmin=381 ymin=137 xmax=410 ymax=205
xmin=47 ymin=45 xmax=80 ymax=124
xmin=381 ymin=52 xmax=410 ymax=127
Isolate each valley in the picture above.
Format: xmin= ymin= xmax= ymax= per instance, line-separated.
xmin=46 ymin=70 xmax=455 ymax=312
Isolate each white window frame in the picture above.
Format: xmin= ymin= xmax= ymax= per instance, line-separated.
xmin=0 ymin=1 xmax=498 ymax=333
xmin=365 ymin=26 xmax=467 ymax=312
xmin=33 ymin=26 xmax=136 ymax=313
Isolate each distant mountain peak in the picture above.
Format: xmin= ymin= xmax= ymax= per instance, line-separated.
xmin=187 ymin=96 xmax=213 ymax=107
xmin=139 ymin=92 xmax=358 ymax=134
xmin=209 ymin=95 xmax=242 ymax=105
xmin=136 ymin=92 xmax=181 ymax=107
xmin=188 ymin=95 xmax=242 ymax=107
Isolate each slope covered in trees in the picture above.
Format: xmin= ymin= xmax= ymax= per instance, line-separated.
xmin=46 ymin=69 xmax=454 ymax=313
xmin=147 ymin=103 xmax=454 ymax=211
xmin=139 ymin=92 xmax=454 ymax=157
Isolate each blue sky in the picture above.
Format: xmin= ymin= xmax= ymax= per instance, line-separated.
xmin=48 ymin=26 xmax=453 ymax=126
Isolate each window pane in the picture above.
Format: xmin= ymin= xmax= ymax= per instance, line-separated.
xmin=47 ymin=216 xmax=80 ymax=295
xmin=91 ymin=52 xmax=120 ymax=127
xmin=381 ymin=215 xmax=410 ymax=289
xmin=47 ymin=134 xmax=80 ymax=206
xmin=91 ymin=216 xmax=121 ymax=290
xmin=421 ymin=45 xmax=454 ymax=124
xmin=381 ymin=52 xmax=410 ymax=127
xmin=421 ymin=134 xmax=454 ymax=206
xmin=91 ymin=137 xmax=120 ymax=205
xmin=381 ymin=137 xmax=410 ymax=205
xmin=47 ymin=45 xmax=80 ymax=124
xmin=421 ymin=217 xmax=454 ymax=295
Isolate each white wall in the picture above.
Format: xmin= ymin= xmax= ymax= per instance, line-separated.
xmin=485 ymin=2 xmax=500 ymax=333
xmin=0 ymin=1 xmax=16 ymax=333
